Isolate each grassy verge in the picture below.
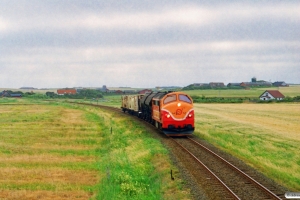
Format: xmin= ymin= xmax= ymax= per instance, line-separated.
xmin=193 ymin=103 xmax=300 ymax=191
xmin=82 ymin=105 xmax=189 ymax=199
xmin=0 ymin=99 xmax=190 ymax=199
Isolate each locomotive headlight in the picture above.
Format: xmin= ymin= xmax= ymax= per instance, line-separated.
xmin=165 ymin=114 xmax=171 ymax=118
xmin=188 ymin=113 xmax=192 ymax=118
xmin=177 ymin=103 xmax=181 ymax=107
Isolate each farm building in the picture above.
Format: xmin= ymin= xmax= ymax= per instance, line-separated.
xmin=227 ymin=83 xmax=242 ymax=87
xmin=193 ymin=83 xmax=206 ymax=87
xmin=0 ymin=91 xmax=22 ymax=98
xmin=57 ymin=88 xmax=77 ymax=95
xmin=273 ymin=81 xmax=289 ymax=87
xmin=241 ymin=81 xmax=272 ymax=87
xmin=259 ymin=90 xmax=285 ymax=101
xmin=101 ymin=85 xmax=108 ymax=92
xmin=209 ymin=82 xmax=225 ymax=87
xmin=114 ymin=90 xmax=123 ymax=94
xmin=139 ymin=89 xmax=152 ymax=94
xmin=10 ymin=94 xmax=22 ymax=98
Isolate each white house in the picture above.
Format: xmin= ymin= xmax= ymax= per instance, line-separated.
xmin=259 ymin=90 xmax=285 ymax=101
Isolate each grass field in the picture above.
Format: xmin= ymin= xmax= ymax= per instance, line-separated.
xmin=184 ymin=85 xmax=300 ymax=98
xmin=193 ymin=103 xmax=300 ymax=191
xmin=1 ymin=85 xmax=299 ymax=197
xmin=0 ymin=100 xmax=190 ymax=199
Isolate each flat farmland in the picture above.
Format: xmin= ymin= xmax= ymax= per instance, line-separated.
xmin=185 ymin=85 xmax=300 ymax=98
xmin=193 ymin=103 xmax=300 ymax=190
xmin=0 ymin=101 xmax=190 ymax=200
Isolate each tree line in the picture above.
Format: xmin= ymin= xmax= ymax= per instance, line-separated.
xmin=2 ymin=89 xmax=105 ymax=99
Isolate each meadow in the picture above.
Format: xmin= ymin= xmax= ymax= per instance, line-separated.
xmin=0 ymin=99 xmax=190 ymax=199
xmin=184 ymin=85 xmax=300 ymax=98
xmin=193 ymin=103 xmax=300 ymax=191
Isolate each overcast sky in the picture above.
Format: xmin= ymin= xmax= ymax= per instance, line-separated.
xmin=0 ymin=0 xmax=299 ymax=88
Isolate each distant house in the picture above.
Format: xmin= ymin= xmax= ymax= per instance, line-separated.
xmin=193 ymin=83 xmax=209 ymax=87
xmin=209 ymin=82 xmax=225 ymax=88
xmin=139 ymin=89 xmax=152 ymax=94
xmin=227 ymin=83 xmax=242 ymax=87
xmin=191 ymin=83 xmax=210 ymax=88
xmin=10 ymin=94 xmax=22 ymax=98
xmin=273 ymin=81 xmax=289 ymax=87
xmin=0 ymin=91 xmax=9 ymax=97
xmin=0 ymin=91 xmax=22 ymax=98
xmin=101 ymin=85 xmax=108 ymax=92
xmin=241 ymin=81 xmax=272 ymax=87
xmin=57 ymin=88 xmax=77 ymax=95
xmin=115 ymin=90 xmax=123 ymax=94
xmin=259 ymin=90 xmax=285 ymax=101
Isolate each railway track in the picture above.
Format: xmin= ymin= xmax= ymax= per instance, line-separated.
xmin=171 ymin=137 xmax=285 ymax=200
xmin=73 ymin=102 xmax=121 ymax=112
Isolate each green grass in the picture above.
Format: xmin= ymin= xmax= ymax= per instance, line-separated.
xmin=90 ymin=110 xmax=165 ymax=199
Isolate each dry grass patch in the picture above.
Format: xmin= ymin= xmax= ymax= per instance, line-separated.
xmin=0 ymin=190 xmax=91 ymax=200
xmin=0 ymin=167 xmax=98 ymax=185
xmin=30 ymin=141 xmax=101 ymax=151
xmin=194 ymin=103 xmax=300 ymax=140
xmin=60 ymin=109 xmax=86 ymax=125
xmin=0 ymin=154 xmax=95 ymax=163
xmin=0 ymin=104 xmax=102 ymax=198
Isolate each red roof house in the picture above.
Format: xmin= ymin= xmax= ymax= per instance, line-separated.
xmin=259 ymin=90 xmax=285 ymax=101
xmin=57 ymin=89 xmax=77 ymax=95
xmin=139 ymin=89 xmax=152 ymax=94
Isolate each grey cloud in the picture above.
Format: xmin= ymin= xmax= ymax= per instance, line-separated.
xmin=0 ymin=1 xmax=299 ymax=88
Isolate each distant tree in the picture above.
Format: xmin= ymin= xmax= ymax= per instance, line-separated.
xmin=25 ymin=92 xmax=34 ymax=95
xmin=78 ymin=89 xmax=103 ymax=98
xmin=46 ymin=92 xmax=55 ymax=97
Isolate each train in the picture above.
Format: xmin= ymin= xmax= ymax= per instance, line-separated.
xmin=121 ymin=91 xmax=195 ymax=136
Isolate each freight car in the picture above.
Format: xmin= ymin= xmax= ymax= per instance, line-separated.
xmin=121 ymin=91 xmax=194 ymax=136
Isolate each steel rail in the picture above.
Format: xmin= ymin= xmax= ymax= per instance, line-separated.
xmin=188 ymin=137 xmax=282 ymax=200
xmin=171 ymin=138 xmax=241 ymax=200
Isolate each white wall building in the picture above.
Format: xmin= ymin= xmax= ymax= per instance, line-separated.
xmin=259 ymin=90 xmax=285 ymax=101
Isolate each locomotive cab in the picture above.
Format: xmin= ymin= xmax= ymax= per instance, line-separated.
xmin=152 ymin=92 xmax=195 ymax=135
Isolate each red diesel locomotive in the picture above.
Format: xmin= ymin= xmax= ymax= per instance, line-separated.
xmin=121 ymin=91 xmax=195 ymax=136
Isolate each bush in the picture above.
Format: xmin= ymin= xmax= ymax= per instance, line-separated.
xmin=192 ymin=96 xmax=245 ymax=103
